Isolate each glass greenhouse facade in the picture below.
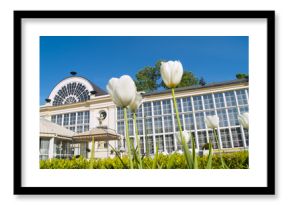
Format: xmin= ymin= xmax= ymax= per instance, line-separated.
xmin=116 ymin=88 xmax=249 ymax=154
xmin=40 ymin=76 xmax=249 ymax=159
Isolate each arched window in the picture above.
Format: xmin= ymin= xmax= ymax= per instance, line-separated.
xmin=52 ymin=82 xmax=90 ymax=106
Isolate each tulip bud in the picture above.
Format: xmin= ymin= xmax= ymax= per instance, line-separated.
xmin=176 ymin=131 xmax=191 ymax=144
xmin=238 ymin=112 xmax=249 ymax=129
xmin=205 ymin=115 xmax=219 ymax=129
xmin=160 ymin=60 xmax=183 ymax=88
xmin=129 ymin=92 xmax=143 ymax=113
xmin=106 ymin=75 xmax=137 ymax=107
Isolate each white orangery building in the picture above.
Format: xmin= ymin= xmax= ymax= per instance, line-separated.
xmin=39 ymin=75 xmax=249 ymax=160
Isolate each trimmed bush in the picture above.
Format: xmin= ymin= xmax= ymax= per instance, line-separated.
xmin=40 ymin=151 xmax=248 ymax=169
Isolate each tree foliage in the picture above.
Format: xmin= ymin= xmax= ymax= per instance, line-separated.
xmin=236 ymin=73 xmax=249 ymax=79
xmin=135 ymin=60 xmax=200 ymax=92
xmin=134 ymin=66 xmax=160 ymax=92
xmin=198 ymin=77 xmax=206 ymax=86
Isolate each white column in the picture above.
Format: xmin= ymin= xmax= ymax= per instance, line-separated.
xmin=48 ymin=137 xmax=55 ymax=159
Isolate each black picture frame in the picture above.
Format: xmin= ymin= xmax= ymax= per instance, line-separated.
xmin=14 ymin=10 xmax=275 ymax=195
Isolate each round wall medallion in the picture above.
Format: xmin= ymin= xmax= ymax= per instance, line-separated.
xmin=98 ymin=110 xmax=107 ymax=120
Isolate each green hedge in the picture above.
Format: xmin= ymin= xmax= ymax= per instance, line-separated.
xmin=40 ymin=151 xmax=248 ymax=169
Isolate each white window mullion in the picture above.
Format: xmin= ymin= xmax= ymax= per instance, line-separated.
xmin=234 ymin=90 xmax=247 ymax=148
xmin=223 ymin=93 xmax=233 ymax=148
xmin=151 ymin=102 xmax=156 ymax=154
xmin=170 ymin=99 xmax=178 ymax=151
xmin=141 ymin=104 xmax=146 ymax=155
xmin=245 ymin=88 xmax=249 ymax=103
xmin=160 ymin=101 xmax=166 ymax=152
xmin=201 ymin=95 xmax=210 ymax=144
xmin=191 ymin=96 xmax=199 ymax=151
xmin=212 ymin=93 xmax=222 ymax=149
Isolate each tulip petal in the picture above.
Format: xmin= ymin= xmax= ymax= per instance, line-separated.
xmin=106 ymin=78 xmax=123 ymax=107
xmin=114 ymin=75 xmax=137 ymax=107
xmin=170 ymin=61 xmax=183 ymax=87
xmin=160 ymin=61 xmax=172 ymax=88
xmin=129 ymin=92 xmax=143 ymax=113
xmin=205 ymin=115 xmax=219 ymax=129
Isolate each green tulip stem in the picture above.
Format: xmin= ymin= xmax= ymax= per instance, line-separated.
xmin=213 ymin=129 xmax=226 ymax=169
xmin=124 ymin=107 xmax=134 ymax=169
xmin=171 ymin=88 xmax=183 ymax=139
xmin=133 ymin=112 xmax=142 ymax=169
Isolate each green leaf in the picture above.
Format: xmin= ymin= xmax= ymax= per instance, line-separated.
xmin=191 ymin=133 xmax=198 ymax=169
xmin=152 ymin=141 xmax=159 ymax=169
xmin=206 ymin=142 xmax=213 ymax=169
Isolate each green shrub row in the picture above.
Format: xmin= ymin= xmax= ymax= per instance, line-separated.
xmin=40 ymin=151 xmax=249 ymax=169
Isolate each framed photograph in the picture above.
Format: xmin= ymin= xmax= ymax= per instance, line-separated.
xmin=14 ymin=10 xmax=275 ymax=195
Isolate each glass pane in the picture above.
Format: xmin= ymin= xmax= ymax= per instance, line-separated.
xmin=117 ymin=107 xmax=124 ymax=120
xmin=182 ymin=97 xmax=192 ymax=112
xmin=143 ymin=102 xmax=152 ymax=117
xmin=128 ymin=119 xmax=134 ymax=136
xmin=154 ymin=117 xmax=163 ymax=134
xmin=70 ymin=113 xmax=76 ymax=125
xmin=197 ymin=131 xmax=207 ymax=150
xmin=227 ymin=108 xmax=239 ymax=126
xmin=137 ymin=119 xmax=144 ymax=135
xmin=195 ymin=112 xmax=205 ymax=129
xmin=165 ymin=134 xmax=175 ymax=153
xmin=214 ymin=93 xmax=225 ymax=108
xmin=239 ymin=105 xmax=249 ymax=114
xmin=145 ymin=136 xmax=154 ymax=154
xmin=56 ymin=114 xmax=62 ymax=125
xmin=117 ymin=121 xmax=125 ymax=136
xmin=231 ymin=127 xmax=244 ymax=147
xmin=220 ymin=129 xmax=232 ymax=148
xmin=225 ymin=91 xmax=237 ymax=107
xmin=236 ymin=89 xmax=248 ymax=106
xmin=153 ymin=101 xmax=162 ymax=115
xmin=155 ymin=135 xmax=164 ymax=152
xmin=77 ymin=112 xmax=84 ymax=124
xmin=184 ymin=113 xmax=195 ymax=130
xmin=203 ymin=94 xmax=214 ymax=110
xmin=217 ymin=109 xmax=228 ymax=127
xmin=63 ymin=114 xmax=69 ymax=125
xmin=162 ymin=99 xmax=172 ymax=114
xmin=193 ymin=96 xmax=203 ymax=111
xmin=163 ymin=115 xmax=173 ymax=133
xmin=145 ymin=118 xmax=153 ymax=135
xmin=51 ymin=115 xmax=56 ymax=123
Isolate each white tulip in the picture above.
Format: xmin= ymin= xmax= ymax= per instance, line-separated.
xmin=129 ymin=92 xmax=143 ymax=113
xmin=238 ymin=112 xmax=249 ymax=129
xmin=106 ymin=75 xmax=137 ymax=107
xmin=205 ymin=115 xmax=219 ymax=129
xmin=176 ymin=150 xmax=183 ymax=154
xmin=176 ymin=131 xmax=191 ymax=144
xmin=160 ymin=60 xmax=183 ymax=88
xmin=161 ymin=151 xmax=169 ymax=155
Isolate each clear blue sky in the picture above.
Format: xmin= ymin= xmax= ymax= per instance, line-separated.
xmin=40 ymin=36 xmax=248 ymax=105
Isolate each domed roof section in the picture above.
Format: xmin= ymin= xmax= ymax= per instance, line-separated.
xmin=48 ymin=76 xmax=107 ymax=106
